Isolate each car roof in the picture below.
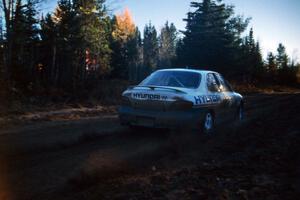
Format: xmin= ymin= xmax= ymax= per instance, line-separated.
xmin=156 ymin=68 xmax=217 ymax=75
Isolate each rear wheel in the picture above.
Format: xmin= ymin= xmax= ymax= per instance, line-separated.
xmin=237 ymin=105 xmax=244 ymax=121
xmin=202 ymin=112 xmax=215 ymax=135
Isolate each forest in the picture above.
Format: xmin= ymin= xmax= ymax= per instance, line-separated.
xmin=0 ymin=0 xmax=299 ymax=103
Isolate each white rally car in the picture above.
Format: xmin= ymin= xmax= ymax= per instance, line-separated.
xmin=119 ymin=68 xmax=244 ymax=133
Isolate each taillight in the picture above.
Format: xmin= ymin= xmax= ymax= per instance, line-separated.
xmin=121 ymin=96 xmax=131 ymax=106
xmin=171 ymin=100 xmax=193 ymax=111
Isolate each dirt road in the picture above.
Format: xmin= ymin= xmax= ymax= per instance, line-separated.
xmin=0 ymin=93 xmax=299 ymax=200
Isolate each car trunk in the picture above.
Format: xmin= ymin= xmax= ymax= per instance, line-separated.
xmin=129 ymin=87 xmax=185 ymax=111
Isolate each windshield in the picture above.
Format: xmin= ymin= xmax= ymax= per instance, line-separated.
xmin=140 ymin=71 xmax=201 ymax=89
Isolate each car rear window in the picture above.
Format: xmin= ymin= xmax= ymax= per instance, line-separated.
xmin=140 ymin=71 xmax=201 ymax=89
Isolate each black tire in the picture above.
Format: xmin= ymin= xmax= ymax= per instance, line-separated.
xmin=202 ymin=111 xmax=215 ymax=135
xmin=237 ymin=105 xmax=244 ymax=121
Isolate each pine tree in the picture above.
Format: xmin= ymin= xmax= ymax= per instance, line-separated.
xmin=276 ymin=43 xmax=294 ymax=84
xmin=74 ymin=0 xmax=112 ymax=82
xmin=276 ymin=43 xmax=288 ymax=69
xmin=127 ymin=27 xmax=142 ymax=82
xmin=51 ymin=0 xmax=76 ymax=88
xmin=40 ymin=13 xmax=58 ymax=86
xmin=43 ymin=0 xmax=112 ymax=90
xmin=23 ymin=0 xmax=40 ymax=78
xmin=267 ymin=52 xmax=276 ymax=73
xmin=252 ymin=41 xmax=264 ymax=80
xmin=1 ymin=0 xmax=16 ymax=82
xmin=247 ymin=28 xmax=255 ymax=51
xmin=0 ymin=0 xmax=41 ymax=87
xmin=143 ymin=22 xmax=158 ymax=77
xmin=179 ymin=0 xmax=250 ymax=76
xmin=240 ymin=28 xmax=263 ymax=82
xmin=10 ymin=0 xmax=40 ymax=87
xmin=266 ymin=52 xmax=277 ymax=82
xmin=158 ymin=21 xmax=177 ymax=68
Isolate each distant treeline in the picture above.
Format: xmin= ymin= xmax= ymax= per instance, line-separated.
xmin=0 ymin=0 xmax=299 ymax=96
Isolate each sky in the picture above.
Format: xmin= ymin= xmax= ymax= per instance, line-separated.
xmin=43 ymin=0 xmax=300 ymax=61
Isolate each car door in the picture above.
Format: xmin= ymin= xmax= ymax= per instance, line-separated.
xmin=206 ymin=73 xmax=227 ymax=124
xmin=215 ymin=73 xmax=236 ymax=119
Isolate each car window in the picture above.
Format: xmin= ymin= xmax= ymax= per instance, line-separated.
xmin=216 ymin=74 xmax=233 ymax=92
xmin=207 ymin=73 xmax=220 ymax=92
xmin=140 ymin=71 xmax=201 ymax=89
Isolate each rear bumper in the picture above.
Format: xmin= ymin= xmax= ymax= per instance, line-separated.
xmin=118 ymin=106 xmax=207 ymax=129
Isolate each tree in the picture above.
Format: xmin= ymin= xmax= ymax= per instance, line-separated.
xmin=111 ymin=8 xmax=136 ymax=79
xmin=275 ymin=43 xmax=299 ymax=85
xmin=266 ymin=52 xmax=276 ymax=72
xmin=143 ymin=22 xmax=158 ymax=77
xmin=7 ymin=0 xmax=40 ymax=88
xmin=127 ymin=27 xmax=142 ymax=82
xmin=73 ymin=0 xmax=112 ymax=86
xmin=112 ymin=8 xmax=135 ymax=42
xmin=19 ymin=0 xmax=40 ymax=78
xmin=252 ymin=41 xmax=264 ymax=80
xmin=239 ymin=28 xmax=264 ymax=82
xmin=50 ymin=0 xmax=76 ymax=89
xmin=41 ymin=0 xmax=112 ymax=91
xmin=1 ymin=0 xmax=40 ymax=86
xmin=276 ymin=43 xmax=288 ymax=69
xmin=40 ymin=13 xmax=58 ymax=86
xmin=158 ymin=21 xmax=177 ymax=68
xmin=178 ymin=0 xmax=250 ymax=77
xmin=266 ymin=52 xmax=277 ymax=82
xmin=1 ymin=0 xmax=16 ymax=81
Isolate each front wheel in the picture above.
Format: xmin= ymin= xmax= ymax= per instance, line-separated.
xmin=202 ymin=112 xmax=215 ymax=135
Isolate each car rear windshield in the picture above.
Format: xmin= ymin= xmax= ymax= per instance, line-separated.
xmin=140 ymin=71 xmax=201 ymax=89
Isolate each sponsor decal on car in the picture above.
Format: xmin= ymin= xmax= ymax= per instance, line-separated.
xmin=132 ymin=93 xmax=168 ymax=100
xmin=194 ymin=95 xmax=221 ymax=105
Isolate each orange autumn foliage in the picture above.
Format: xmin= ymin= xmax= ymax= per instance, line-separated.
xmin=112 ymin=8 xmax=136 ymax=42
